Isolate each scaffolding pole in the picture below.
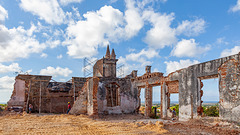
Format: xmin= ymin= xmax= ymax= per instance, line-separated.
xmin=39 ymin=81 xmax=41 ymax=114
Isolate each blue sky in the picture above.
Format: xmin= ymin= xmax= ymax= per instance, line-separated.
xmin=0 ymin=0 xmax=240 ymax=103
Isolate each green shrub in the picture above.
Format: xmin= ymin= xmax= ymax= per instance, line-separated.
xmin=204 ymin=105 xmax=219 ymax=117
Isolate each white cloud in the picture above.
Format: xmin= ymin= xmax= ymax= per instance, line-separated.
xmin=0 ymin=24 xmax=46 ymax=62
xmin=117 ymin=56 xmax=132 ymax=77
xmin=0 ymin=76 xmax=15 ymax=92
xmin=171 ymin=39 xmax=210 ymax=57
xmin=40 ymin=53 xmax=48 ymax=58
xmin=143 ymin=10 xmax=177 ymax=49
xmin=40 ymin=66 xmax=72 ymax=77
xmin=46 ymin=39 xmax=61 ymax=48
xmin=26 ymin=69 xmax=32 ymax=74
xmin=216 ymin=37 xmax=229 ymax=45
xmin=176 ymin=18 xmax=206 ymax=37
xmin=64 ymin=0 xmax=146 ymax=59
xmin=110 ymin=0 xmax=118 ymax=4
xmin=19 ymin=0 xmax=66 ymax=25
xmin=123 ymin=0 xmax=144 ymax=39
xmin=220 ymin=46 xmax=240 ymax=57
xmin=136 ymin=0 xmax=167 ymax=9
xmin=116 ymin=48 xmax=159 ymax=77
xmin=57 ymin=54 xmax=63 ymax=59
xmin=164 ymin=59 xmax=200 ymax=74
xmin=64 ymin=6 xmax=124 ymax=58
xmin=0 ymin=5 xmax=8 ymax=22
xmin=0 ymin=63 xmax=21 ymax=73
xmin=229 ymin=0 xmax=240 ymax=12
xmin=126 ymin=48 xmax=158 ymax=66
xmin=126 ymin=48 xmax=158 ymax=61
xmin=153 ymin=68 xmax=159 ymax=72
xmin=59 ymin=0 xmax=84 ymax=6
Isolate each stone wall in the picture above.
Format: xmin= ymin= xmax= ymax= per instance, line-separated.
xmin=97 ymin=78 xmax=138 ymax=114
xmin=167 ymin=53 xmax=240 ymax=121
xmin=218 ymin=59 xmax=240 ymax=122
xmin=7 ymin=75 xmax=87 ymax=113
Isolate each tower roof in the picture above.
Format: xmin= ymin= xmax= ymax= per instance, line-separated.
xmin=111 ymin=48 xmax=116 ymax=59
xmin=105 ymin=45 xmax=110 ymax=58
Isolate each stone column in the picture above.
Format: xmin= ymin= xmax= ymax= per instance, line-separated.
xmin=161 ymin=82 xmax=168 ymax=118
xmin=145 ymin=84 xmax=152 ymax=117
xmin=92 ymin=77 xmax=99 ymax=115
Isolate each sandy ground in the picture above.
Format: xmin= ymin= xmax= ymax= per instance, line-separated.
xmin=0 ymin=113 xmax=168 ymax=135
xmin=0 ymin=112 xmax=239 ymax=135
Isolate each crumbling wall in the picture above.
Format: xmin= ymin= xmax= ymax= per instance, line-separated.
xmin=7 ymin=75 xmax=87 ymax=113
xmin=69 ymin=79 xmax=88 ymax=115
xmin=218 ymin=59 xmax=240 ymax=122
xmin=7 ymin=79 xmax=26 ymax=107
xmin=97 ymin=78 xmax=138 ymax=114
xmin=167 ymin=53 xmax=240 ymax=121
xmin=86 ymin=77 xmax=99 ymax=115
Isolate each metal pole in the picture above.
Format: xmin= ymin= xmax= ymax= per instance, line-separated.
xmin=26 ymin=80 xmax=31 ymax=112
xmin=74 ymin=81 xmax=76 ymax=101
xmin=39 ymin=81 xmax=41 ymax=114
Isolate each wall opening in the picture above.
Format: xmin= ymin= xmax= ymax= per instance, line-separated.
xmin=105 ymin=83 xmax=120 ymax=107
xmin=170 ymin=93 xmax=179 ymax=116
xmin=200 ymin=78 xmax=219 ymax=117
xmin=152 ymin=86 xmax=161 ymax=116
xmin=139 ymin=88 xmax=145 ymax=114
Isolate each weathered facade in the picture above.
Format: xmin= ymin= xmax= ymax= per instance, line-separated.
xmin=7 ymin=46 xmax=240 ymax=123
xmin=7 ymin=75 xmax=87 ymax=113
xmin=70 ymin=46 xmax=138 ymax=115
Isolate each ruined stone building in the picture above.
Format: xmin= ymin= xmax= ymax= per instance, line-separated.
xmin=7 ymin=46 xmax=240 ymax=123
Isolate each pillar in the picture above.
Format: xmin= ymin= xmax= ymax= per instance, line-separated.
xmin=161 ymin=82 xmax=168 ymax=118
xmin=145 ymin=84 xmax=152 ymax=116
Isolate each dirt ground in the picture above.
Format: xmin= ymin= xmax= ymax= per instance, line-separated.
xmin=0 ymin=112 xmax=239 ymax=135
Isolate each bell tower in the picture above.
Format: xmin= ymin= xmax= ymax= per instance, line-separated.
xmin=93 ymin=45 xmax=118 ymax=77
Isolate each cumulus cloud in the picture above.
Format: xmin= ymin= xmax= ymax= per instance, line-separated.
xmin=19 ymin=0 xmax=66 ymax=25
xmin=123 ymin=0 xmax=144 ymax=39
xmin=164 ymin=59 xmax=200 ymax=74
xmin=57 ymin=54 xmax=63 ymax=59
xmin=126 ymin=48 xmax=159 ymax=66
xmin=216 ymin=37 xmax=229 ymax=45
xmin=220 ymin=46 xmax=240 ymax=57
xmin=116 ymin=48 xmax=159 ymax=77
xmin=59 ymin=0 xmax=84 ymax=6
xmin=171 ymin=39 xmax=210 ymax=57
xmin=229 ymin=0 xmax=240 ymax=12
xmin=0 ymin=5 xmax=8 ymax=22
xmin=176 ymin=18 xmax=206 ymax=37
xmin=0 ymin=63 xmax=21 ymax=73
xmin=0 ymin=76 xmax=15 ymax=92
xmin=142 ymin=9 xmax=206 ymax=50
xmin=40 ymin=66 xmax=72 ymax=77
xmin=143 ymin=10 xmax=177 ymax=49
xmin=0 ymin=24 xmax=46 ymax=62
xmin=64 ymin=6 xmax=122 ymax=58
xmin=65 ymin=3 xmax=143 ymax=58
xmin=40 ymin=53 xmax=48 ymax=58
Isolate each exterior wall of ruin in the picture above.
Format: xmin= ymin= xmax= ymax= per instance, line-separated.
xmin=7 ymin=79 xmax=26 ymax=107
xmin=133 ymin=71 xmax=164 ymax=117
xmin=93 ymin=59 xmax=104 ymax=77
xmin=7 ymin=75 xmax=87 ymax=113
xmin=218 ymin=59 xmax=240 ymax=122
xmin=167 ymin=53 xmax=240 ymax=121
xmin=97 ymin=78 xmax=138 ymax=114
xmin=86 ymin=77 xmax=99 ymax=115
xmin=69 ymin=79 xmax=88 ymax=114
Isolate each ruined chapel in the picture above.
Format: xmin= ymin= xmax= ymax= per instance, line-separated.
xmin=7 ymin=45 xmax=240 ymax=123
